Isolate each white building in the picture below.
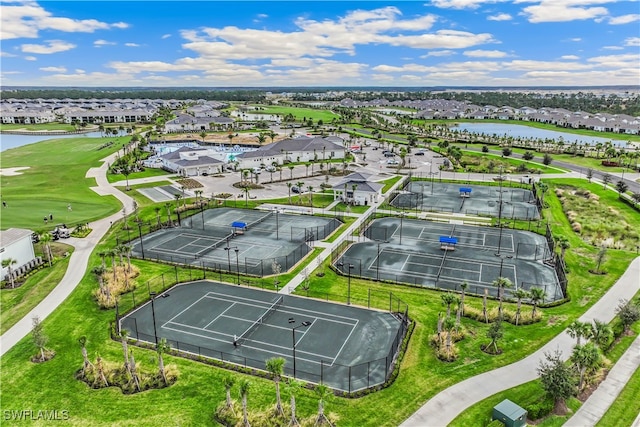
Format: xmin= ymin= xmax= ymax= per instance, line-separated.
xmin=332 ymin=172 xmax=383 ymax=206
xmin=1 ymin=228 xmax=38 ymax=281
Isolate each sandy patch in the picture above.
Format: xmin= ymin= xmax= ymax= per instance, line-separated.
xmin=0 ymin=167 xmax=30 ymax=176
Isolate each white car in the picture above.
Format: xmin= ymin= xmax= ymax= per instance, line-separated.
xmin=387 ymin=159 xmax=400 ymax=165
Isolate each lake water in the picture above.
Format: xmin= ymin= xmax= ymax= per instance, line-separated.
xmin=0 ymin=131 xmax=103 ymax=152
xmin=453 ymin=123 xmax=630 ymax=148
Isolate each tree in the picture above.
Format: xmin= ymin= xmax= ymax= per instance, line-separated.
xmin=2 ymin=258 xmax=17 ymax=288
xmin=586 ymin=168 xmax=593 ymax=182
xmin=78 ymin=336 xmax=93 ymax=375
xmin=492 ymin=277 xmax=513 ymax=318
xmin=314 ymin=383 xmax=333 ymax=425
xmin=286 ymin=182 xmax=293 ymax=204
xmin=523 ymin=151 xmax=534 ymax=160
xmin=284 ymin=378 xmax=302 ymax=426
xmin=31 ymin=316 xmax=49 ymax=362
xmin=537 ymin=181 xmax=549 ymax=208
xmin=594 ymin=246 xmax=607 ymax=274
xmin=631 ymin=192 xmax=640 ymax=207
xmin=265 ymin=357 xmax=286 ymax=416
xmin=39 ymin=232 xmax=53 ymax=267
xmin=164 ymin=202 xmax=173 ymax=225
xmin=502 ymin=147 xmax=512 ymax=157
xmin=567 ymin=320 xmax=592 ymax=346
xmin=156 ymin=338 xmax=170 ymax=385
xmin=615 ymin=299 xmax=640 ymax=334
xmin=223 ymin=375 xmax=236 ymax=411
xmin=486 ymin=319 xmax=503 ymax=354
xmin=543 ymin=153 xmax=553 ymax=165
xmin=512 ymin=288 xmax=529 ymax=326
xmin=602 ymin=173 xmax=612 ymax=189
xmin=239 ymin=379 xmax=251 ymax=427
xmin=529 ymin=287 xmax=545 ymax=318
xmin=154 ymin=206 xmax=162 ymax=227
xmin=615 ymin=180 xmax=628 ymax=196
xmin=441 ymin=293 xmax=457 ymax=317
xmin=571 ymin=342 xmax=601 ymax=391
xmin=538 ymin=350 xmax=577 ymax=414
xmin=590 ymin=319 xmax=613 ymax=351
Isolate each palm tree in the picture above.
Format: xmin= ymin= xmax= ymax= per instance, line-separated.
xmin=239 ymin=379 xmax=251 ymax=427
xmin=39 ymin=232 xmax=53 ymax=267
xmin=223 ymin=375 xmax=236 ymax=411
xmin=443 ymin=316 xmax=456 ymax=359
xmin=307 ymin=185 xmax=314 ymax=207
xmin=78 ymin=336 xmax=93 ymax=375
xmin=567 ymin=320 xmax=592 ymax=346
xmin=590 ymin=319 xmax=613 ymax=350
xmin=128 ymin=349 xmax=141 ymax=392
xmin=284 ymin=379 xmax=302 ymax=426
xmin=119 ymin=330 xmax=131 ymax=375
xmin=265 ymin=357 xmax=286 ymax=416
xmin=556 ymin=236 xmax=570 ymax=260
xmin=154 ymin=207 xmax=162 ymax=227
xmin=242 ymin=186 xmax=250 ymax=207
xmin=286 ymin=182 xmax=293 ymax=204
xmin=288 ymin=165 xmax=295 ymax=180
xmin=486 ymin=319 xmax=503 ymax=354
xmin=440 ymin=293 xmax=457 ymax=317
xmin=314 ymin=384 xmax=332 ymax=425
xmin=2 ymin=258 xmax=17 ymax=288
xmin=482 ymin=288 xmax=489 ymax=323
xmin=512 ymin=289 xmax=529 ymax=326
xmin=571 ymin=342 xmax=601 ymax=391
xmin=156 ymin=338 xmax=170 ymax=385
xmin=492 ymin=277 xmax=513 ymax=318
xmin=529 ymin=287 xmax=545 ymax=318
xmin=164 ymin=202 xmax=173 ymax=225
xmin=537 ymin=181 xmax=549 ymax=208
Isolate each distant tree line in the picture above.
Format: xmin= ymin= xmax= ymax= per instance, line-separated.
xmin=2 ymin=87 xmax=638 ymax=115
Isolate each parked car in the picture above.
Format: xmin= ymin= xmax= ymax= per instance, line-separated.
xmin=252 ymin=167 xmax=262 ymax=174
xmin=291 ymin=186 xmax=300 ymax=193
xmin=415 ymin=151 xmax=425 ymax=156
xmin=265 ymin=165 xmax=277 ymax=172
xmin=387 ymin=159 xmax=400 ymax=165
xmin=384 ymin=152 xmax=395 ymax=158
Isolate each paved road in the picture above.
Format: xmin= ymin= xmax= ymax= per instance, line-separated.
xmin=0 ymin=151 xmax=134 ymax=356
xmin=401 ymin=257 xmax=640 ymax=427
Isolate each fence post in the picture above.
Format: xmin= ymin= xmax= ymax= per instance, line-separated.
xmin=349 ymin=366 xmax=352 ymax=393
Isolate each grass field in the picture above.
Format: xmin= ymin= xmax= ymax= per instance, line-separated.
xmin=107 ymin=168 xmax=174 ymax=184
xmin=1 ymin=137 xmax=125 ymax=231
xmin=248 ymin=105 xmax=339 ymax=122
xmin=0 ymin=123 xmax=79 ymax=132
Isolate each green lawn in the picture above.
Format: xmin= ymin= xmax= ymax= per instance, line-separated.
xmin=107 ymin=168 xmax=174 ymax=184
xmin=1 ymin=160 xmax=638 ymax=425
xmin=597 ymin=357 xmax=640 ymax=427
xmin=1 ymin=137 xmax=125 ymax=231
xmin=0 ymin=123 xmax=78 ymax=132
xmin=248 ymin=105 xmax=339 ymax=122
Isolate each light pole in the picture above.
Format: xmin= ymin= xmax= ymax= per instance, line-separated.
xmin=399 ymin=210 xmax=405 ymax=245
xmin=234 ymin=248 xmax=240 ymax=285
xmin=274 ymin=207 xmax=279 ymax=240
xmin=136 ymin=220 xmax=145 ymax=260
xmin=496 ymin=167 xmax=505 ymax=255
xmin=346 ymin=263 xmax=354 ymax=305
xmin=149 ymin=291 xmax=158 ymax=345
xmin=288 ymin=318 xmax=311 ymax=378
xmin=495 ymin=253 xmax=514 ymax=281
xmin=224 ymin=242 xmax=233 ymax=273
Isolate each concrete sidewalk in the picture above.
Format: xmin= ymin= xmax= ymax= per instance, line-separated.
xmin=400 ymin=257 xmax=640 ymax=427
xmin=564 ymin=333 xmax=640 ymax=426
xmin=1 ymin=152 xmax=134 ymax=356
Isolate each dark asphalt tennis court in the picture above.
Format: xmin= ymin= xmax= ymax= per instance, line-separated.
xmin=392 ymin=181 xmax=540 ymax=220
xmin=120 ymin=280 xmax=407 ymax=392
xmin=337 ymin=217 xmax=562 ymax=302
xmin=131 ymin=208 xmax=340 ymax=276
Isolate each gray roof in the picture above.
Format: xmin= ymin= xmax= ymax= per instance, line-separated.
xmin=0 ymin=228 xmax=34 ymax=248
xmin=236 ymin=136 xmax=343 ymax=159
xmin=173 ymin=156 xmax=222 ymax=167
xmin=332 ymin=172 xmax=383 ymax=193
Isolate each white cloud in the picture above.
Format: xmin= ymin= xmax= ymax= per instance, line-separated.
xmin=0 ymin=51 xmax=17 ymax=57
xmin=24 ymin=56 xmax=36 ymax=61
xmin=161 ymin=34 xmax=172 ymax=39
xmin=608 ymin=14 xmax=640 ymax=25
xmin=570 ymin=38 xmax=582 ymax=42
xmin=487 ymin=13 xmax=512 ymax=21
xmin=94 ymin=39 xmax=116 ymax=47
xmin=125 ymin=43 xmax=140 ymax=47
xmin=20 ymin=40 xmax=76 ymax=54
xmin=0 ymin=2 xmax=129 ymax=40
xmin=429 ymin=0 xmax=506 ymax=10
xmin=624 ymin=37 xmax=640 ymax=47
xmin=560 ymin=55 xmax=580 ymax=60
xmin=75 ymin=69 xmax=85 ymax=73
xmin=40 ymin=66 xmax=67 ymax=72
xmin=520 ymin=1 xmax=610 ymax=23
xmin=463 ymin=49 xmax=508 ymax=58
xmin=602 ymin=45 xmax=623 ymax=50
xmin=420 ymin=50 xmax=456 ymax=57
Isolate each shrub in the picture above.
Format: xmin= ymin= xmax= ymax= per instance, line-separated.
xmin=525 ymin=396 xmax=554 ymax=420
xmin=487 ymin=420 xmax=505 ymax=427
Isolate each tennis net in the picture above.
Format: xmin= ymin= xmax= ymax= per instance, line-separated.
xmin=233 ymin=296 xmax=284 ymax=347
xmin=247 ymin=211 xmax=274 ymax=228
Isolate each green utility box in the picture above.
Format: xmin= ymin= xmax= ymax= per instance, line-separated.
xmin=492 ymin=399 xmax=527 ymax=427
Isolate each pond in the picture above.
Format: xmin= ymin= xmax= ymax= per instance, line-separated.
xmin=452 ymin=123 xmax=631 ymax=148
xmin=0 ymin=131 xmax=103 ymax=152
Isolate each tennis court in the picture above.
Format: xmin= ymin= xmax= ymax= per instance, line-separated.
xmin=336 ymin=217 xmax=562 ymax=302
xmin=119 ymin=280 xmax=408 ymax=392
xmin=391 ymin=181 xmax=539 ymax=220
xmin=131 ymin=208 xmax=340 ymax=276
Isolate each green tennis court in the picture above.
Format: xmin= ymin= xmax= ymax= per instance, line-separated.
xmin=119 ymin=280 xmax=408 ymax=392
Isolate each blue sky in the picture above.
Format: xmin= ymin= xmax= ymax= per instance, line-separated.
xmin=1 ymin=0 xmax=639 ymax=87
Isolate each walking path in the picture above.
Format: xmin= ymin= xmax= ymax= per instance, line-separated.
xmin=564 ymin=333 xmax=640 ymax=426
xmin=401 ymin=256 xmax=640 ymax=427
xmin=0 ymin=152 xmax=134 ymax=356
